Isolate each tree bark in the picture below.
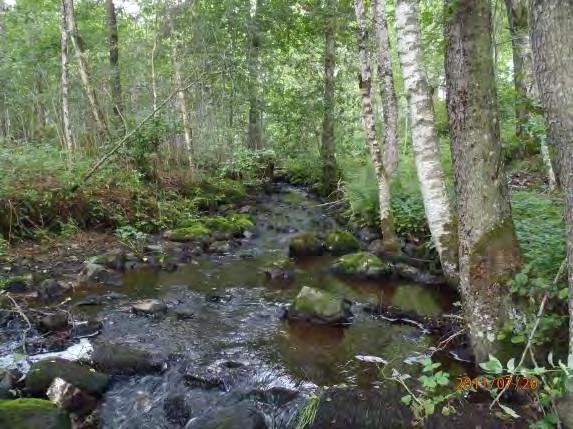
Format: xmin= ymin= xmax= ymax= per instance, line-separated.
xmin=106 ymin=0 xmax=123 ymax=122
xmin=372 ymin=0 xmax=398 ymax=177
xmin=168 ymin=2 xmax=194 ymax=172
xmin=354 ymin=0 xmax=398 ymax=250
xmin=504 ymin=0 xmax=557 ymax=189
xmin=63 ymin=0 xmax=108 ymax=138
xmin=445 ymin=0 xmax=521 ymax=362
xmin=395 ymin=0 xmax=459 ymax=286
xmin=529 ymin=0 xmax=573 ymax=371
xmin=247 ymin=0 xmax=263 ymax=150
xmin=321 ymin=0 xmax=338 ymax=196
xmin=60 ymin=0 xmax=74 ymax=159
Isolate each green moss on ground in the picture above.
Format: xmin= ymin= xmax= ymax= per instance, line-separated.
xmin=324 ymin=230 xmax=360 ymax=256
xmin=0 ymin=398 xmax=71 ymax=429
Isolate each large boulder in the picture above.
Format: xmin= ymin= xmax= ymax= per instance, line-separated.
xmin=0 ymin=398 xmax=71 ymax=429
xmin=331 ymin=252 xmax=394 ymax=279
xmin=185 ymin=403 xmax=267 ymax=429
xmin=324 ymin=230 xmax=360 ymax=256
xmin=287 ymin=286 xmax=352 ymax=325
xmin=25 ymin=358 xmax=110 ymax=397
xmin=91 ymin=342 xmax=163 ymax=375
xmin=288 ymin=233 xmax=323 ymax=257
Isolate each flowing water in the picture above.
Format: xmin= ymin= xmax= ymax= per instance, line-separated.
xmin=69 ymin=186 xmax=454 ymax=428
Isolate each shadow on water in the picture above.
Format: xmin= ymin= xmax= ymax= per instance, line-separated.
xmin=75 ymin=186 xmax=455 ymax=428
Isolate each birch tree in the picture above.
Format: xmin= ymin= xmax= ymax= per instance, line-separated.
xmin=354 ymin=0 xmax=398 ymax=250
xmin=528 ymin=4 xmax=573 ymax=421
xmin=168 ymin=1 xmax=194 ymax=172
xmin=247 ymin=0 xmax=264 ymax=150
xmin=395 ymin=0 xmax=459 ymax=285
xmin=60 ymin=0 xmax=73 ymax=160
xmin=504 ymin=0 xmax=557 ymax=189
xmin=372 ymin=0 xmax=398 ymax=177
xmin=445 ymin=0 xmax=522 ymax=361
xmin=63 ymin=0 xmax=108 ymax=138
xmin=321 ymin=0 xmax=338 ymax=196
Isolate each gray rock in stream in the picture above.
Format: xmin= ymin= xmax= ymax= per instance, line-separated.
xmin=131 ymin=299 xmax=167 ymax=316
xmin=91 ymin=342 xmax=164 ymax=375
xmin=185 ymin=403 xmax=267 ymax=429
xmin=78 ymin=263 xmax=122 ymax=287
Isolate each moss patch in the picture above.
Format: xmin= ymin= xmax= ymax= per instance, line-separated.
xmin=324 ymin=230 xmax=360 ymax=256
xmin=288 ymin=233 xmax=323 ymax=257
xmin=0 ymin=398 xmax=71 ymax=429
xmin=332 ymin=252 xmax=394 ymax=279
xmin=164 ymin=224 xmax=211 ymax=242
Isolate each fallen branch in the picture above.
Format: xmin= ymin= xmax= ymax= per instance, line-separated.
xmin=81 ymin=78 xmax=201 ymax=184
xmin=1 ymin=292 xmax=32 ymax=355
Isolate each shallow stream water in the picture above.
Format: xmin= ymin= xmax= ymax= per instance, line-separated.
xmin=65 ymin=186 xmax=454 ymax=428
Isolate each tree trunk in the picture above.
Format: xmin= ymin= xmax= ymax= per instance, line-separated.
xmin=106 ymin=0 xmax=123 ymax=122
xmin=63 ymin=0 xmax=108 ymax=138
xmin=320 ymin=0 xmax=338 ymax=196
xmin=529 ymin=0 xmax=573 ymax=397
xmin=504 ymin=0 xmax=557 ymax=190
xmin=168 ymin=2 xmax=194 ymax=172
xmin=354 ymin=0 xmax=398 ymax=250
xmin=445 ymin=0 xmax=521 ymax=362
xmin=372 ymin=0 xmax=398 ymax=177
xmin=395 ymin=0 xmax=459 ymax=286
xmin=60 ymin=0 xmax=74 ymax=159
xmin=247 ymin=0 xmax=263 ymax=150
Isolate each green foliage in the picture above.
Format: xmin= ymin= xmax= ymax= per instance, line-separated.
xmin=295 ymin=395 xmax=320 ymax=429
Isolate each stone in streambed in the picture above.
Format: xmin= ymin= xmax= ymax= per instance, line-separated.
xmin=331 ymin=252 xmax=394 ymax=279
xmin=185 ymin=403 xmax=267 ymax=429
xmin=131 ymin=299 xmax=167 ymax=315
xmin=91 ymin=342 xmax=163 ymax=375
xmin=324 ymin=230 xmax=360 ymax=256
xmin=39 ymin=310 xmax=70 ymax=331
xmin=25 ymin=358 xmax=109 ymax=397
xmin=262 ymin=258 xmax=295 ymax=280
xmin=286 ymin=286 xmax=352 ymax=325
xmin=78 ymin=263 xmax=122 ymax=287
xmin=0 ymin=398 xmax=71 ymax=429
xmin=288 ymin=233 xmax=323 ymax=257
xmin=47 ymin=377 xmax=97 ymax=416
xmin=394 ymin=263 xmax=444 ymax=285
xmin=37 ymin=279 xmax=69 ymax=301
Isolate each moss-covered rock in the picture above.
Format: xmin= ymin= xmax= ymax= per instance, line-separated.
xmin=288 ymin=233 xmax=323 ymax=257
xmin=0 ymin=274 xmax=33 ymax=293
xmin=324 ymin=230 xmax=360 ymax=256
xmin=25 ymin=358 xmax=110 ymax=397
xmin=331 ymin=252 xmax=394 ymax=279
xmin=262 ymin=258 xmax=295 ymax=280
xmin=0 ymin=398 xmax=71 ymax=429
xmin=287 ymin=286 xmax=352 ymax=325
xmin=164 ymin=224 xmax=211 ymax=242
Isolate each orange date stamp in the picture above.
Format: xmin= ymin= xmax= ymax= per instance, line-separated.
xmin=455 ymin=375 xmax=539 ymax=392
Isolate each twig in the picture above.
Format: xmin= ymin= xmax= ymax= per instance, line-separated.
xmin=490 ymin=258 xmax=567 ymax=410
xmin=2 ymin=292 xmax=32 ymax=354
xmin=437 ymin=329 xmax=465 ymax=350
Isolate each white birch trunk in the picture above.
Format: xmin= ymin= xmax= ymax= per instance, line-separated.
xmin=395 ymin=0 xmax=459 ymax=285
xmin=63 ymin=0 xmax=108 ymax=138
xmin=372 ymin=0 xmax=398 ymax=177
xmin=60 ymin=0 xmax=74 ymax=160
xmin=354 ymin=0 xmax=398 ymax=248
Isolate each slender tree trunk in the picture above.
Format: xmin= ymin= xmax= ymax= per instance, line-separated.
xmin=321 ymin=0 xmax=338 ymax=196
xmin=60 ymin=0 xmax=74 ymax=159
xmin=445 ymin=0 xmax=521 ymax=362
xmin=354 ymin=0 xmax=398 ymax=250
xmin=168 ymin=3 xmax=194 ymax=172
xmin=151 ymin=35 xmax=158 ymax=112
xmin=106 ymin=0 xmax=122 ymax=122
xmin=63 ymin=0 xmax=108 ymax=138
xmin=247 ymin=0 xmax=263 ymax=150
xmin=395 ymin=0 xmax=459 ymax=286
xmin=504 ymin=0 xmax=557 ymax=190
xmin=528 ymin=5 xmax=573 ymax=422
xmin=372 ymin=0 xmax=398 ymax=176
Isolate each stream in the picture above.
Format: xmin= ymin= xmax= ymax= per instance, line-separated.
xmin=2 ymin=185 xmax=458 ymax=428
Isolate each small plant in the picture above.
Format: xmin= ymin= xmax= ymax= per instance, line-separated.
xmin=296 ymin=395 xmax=320 ymax=429
xmin=115 ymin=225 xmax=147 ymax=256
xmin=389 ymin=358 xmax=458 ymax=423
xmin=0 ymin=236 xmax=7 ymax=257
xmin=59 ymin=218 xmax=80 ymax=238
